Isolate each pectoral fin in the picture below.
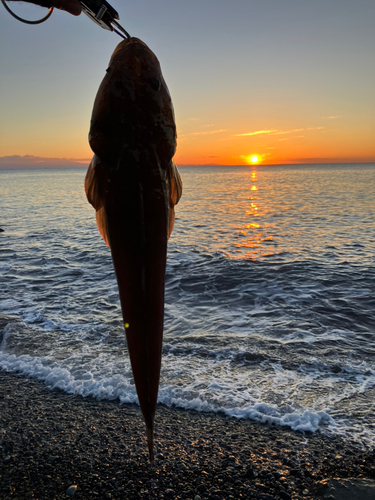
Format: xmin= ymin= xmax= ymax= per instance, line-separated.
xmin=95 ymin=206 xmax=110 ymax=248
xmin=85 ymin=155 xmax=111 ymax=248
xmin=168 ymin=161 xmax=183 ymax=239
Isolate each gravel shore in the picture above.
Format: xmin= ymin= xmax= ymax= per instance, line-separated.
xmin=0 ymin=370 xmax=374 ymax=500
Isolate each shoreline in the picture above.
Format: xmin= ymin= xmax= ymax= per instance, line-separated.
xmin=0 ymin=370 xmax=374 ymax=499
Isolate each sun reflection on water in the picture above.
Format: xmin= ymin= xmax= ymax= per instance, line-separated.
xmin=231 ymin=169 xmax=278 ymax=260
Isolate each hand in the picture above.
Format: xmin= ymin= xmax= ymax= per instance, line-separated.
xmin=51 ymin=0 xmax=81 ymax=15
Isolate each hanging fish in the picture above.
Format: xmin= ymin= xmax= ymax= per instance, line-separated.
xmin=84 ymin=37 xmax=182 ymax=462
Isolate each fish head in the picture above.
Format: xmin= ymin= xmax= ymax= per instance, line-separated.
xmin=89 ymin=37 xmax=177 ymax=165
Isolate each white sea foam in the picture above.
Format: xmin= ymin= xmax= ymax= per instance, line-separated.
xmin=1 ymin=343 xmax=373 ymax=448
xmin=1 ymin=316 xmax=374 ymax=452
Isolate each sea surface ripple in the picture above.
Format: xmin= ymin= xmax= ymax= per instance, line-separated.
xmin=1 ymin=164 xmax=374 ymax=449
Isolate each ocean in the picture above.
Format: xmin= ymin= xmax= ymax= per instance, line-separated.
xmin=0 ymin=164 xmax=374 ymax=450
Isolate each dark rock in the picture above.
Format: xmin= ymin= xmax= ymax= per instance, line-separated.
xmin=279 ymin=492 xmax=292 ymax=500
xmin=311 ymin=478 xmax=375 ymax=500
xmin=248 ymin=489 xmax=259 ymax=497
xmin=1 ymin=370 xmax=375 ymax=500
xmin=197 ymin=484 xmax=206 ymax=493
xmin=245 ymin=467 xmax=256 ymax=478
xmin=66 ymin=485 xmax=78 ymax=497
xmin=289 ymin=468 xmax=301 ymax=477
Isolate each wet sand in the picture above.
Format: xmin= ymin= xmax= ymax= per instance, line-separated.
xmin=0 ymin=370 xmax=374 ymax=500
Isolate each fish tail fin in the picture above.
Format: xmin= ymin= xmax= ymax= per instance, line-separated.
xmin=146 ymin=423 xmax=154 ymax=464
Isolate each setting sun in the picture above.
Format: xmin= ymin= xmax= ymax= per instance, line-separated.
xmin=240 ymin=155 xmax=261 ymax=165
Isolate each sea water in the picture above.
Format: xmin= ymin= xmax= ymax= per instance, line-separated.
xmin=0 ymin=164 xmax=374 ymax=449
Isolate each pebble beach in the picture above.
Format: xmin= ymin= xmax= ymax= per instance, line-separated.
xmin=0 ymin=370 xmax=374 ymax=500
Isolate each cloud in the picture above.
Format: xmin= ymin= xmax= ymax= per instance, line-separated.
xmin=191 ymin=129 xmax=227 ymax=136
xmin=235 ymin=129 xmax=276 ymax=137
xmin=323 ymin=115 xmax=342 ymax=120
xmin=179 ymin=129 xmax=227 ymax=138
xmin=285 ymin=156 xmax=375 ymax=164
xmin=235 ymin=126 xmax=323 ymax=138
xmin=273 ymin=128 xmax=304 ymax=135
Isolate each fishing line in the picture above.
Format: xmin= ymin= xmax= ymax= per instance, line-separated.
xmin=1 ymin=0 xmax=53 ymax=24
xmin=113 ymin=27 xmax=126 ymax=39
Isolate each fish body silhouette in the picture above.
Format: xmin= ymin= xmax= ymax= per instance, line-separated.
xmin=85 ymin=37 xmax=182 ymax=461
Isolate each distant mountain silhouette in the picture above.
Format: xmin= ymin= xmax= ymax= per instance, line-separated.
xmin=0 ymin=155 xmax=90 ymax=168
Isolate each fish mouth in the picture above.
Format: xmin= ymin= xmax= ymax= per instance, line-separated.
xmin=109 ymin=37 xmax=158 ymax=64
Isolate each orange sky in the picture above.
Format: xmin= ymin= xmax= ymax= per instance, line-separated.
xmin=1 ymin=0 xmax=374 ymax=166
xmin=174 ymin=119 xmax=375 ymax=165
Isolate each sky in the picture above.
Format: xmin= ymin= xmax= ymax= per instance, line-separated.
xmin=0 ymin=0 xmax=374 ymax=166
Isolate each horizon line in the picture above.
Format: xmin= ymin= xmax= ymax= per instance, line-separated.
xmin=0 ymin=154 xmax=374 ymax=168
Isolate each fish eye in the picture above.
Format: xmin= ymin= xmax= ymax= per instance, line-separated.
xmin=150 ymin=77 xmax=161 ymax=91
